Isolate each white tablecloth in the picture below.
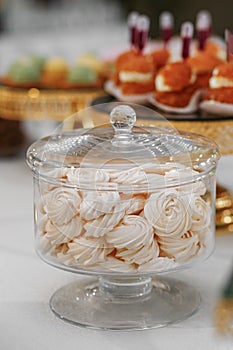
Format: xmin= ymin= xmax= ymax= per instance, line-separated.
xmin=0 ymin=155 xmax=233 ymax=350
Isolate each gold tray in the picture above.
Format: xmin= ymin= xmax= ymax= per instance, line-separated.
xmin=0 ymin=85 xmax=104 ymax=121
xmin=90 ymin=95 xmax=233 ymax=156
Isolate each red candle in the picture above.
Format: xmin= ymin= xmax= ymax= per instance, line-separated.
xmin=181 ymin=22 xmax=194 ymax=59
xmin=127 ymin=11 xmax=139 ymax=49
xmin=159 ymin=11 xmax=174 ymax=46
xmin=225 ymin=29 xmax=233 ymax=62
xmin=196 ymin=10 xmax=212 ymax=50
xmin=196 ymin=10 xmax=212 ymax=36
xmin=136 ymin=15 xmax=150 ymax=53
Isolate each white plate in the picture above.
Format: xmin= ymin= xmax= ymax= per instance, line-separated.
xmin=104 ymin=80 xmax=153 ymax=104
xmin=199 ymin=100 xmax=233 ymax=117
xmin=148 ymin=90 xmax=204 ymax=114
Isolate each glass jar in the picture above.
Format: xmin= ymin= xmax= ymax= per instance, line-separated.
xmin=26 ymin=103 xmax=220 ymax=330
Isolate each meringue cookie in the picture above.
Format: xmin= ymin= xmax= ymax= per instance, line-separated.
xmin=67 ymin=167 xmax=110 ymax=186
xmin=144 ymin=190 xmax=192 ymax=237
xmin=38 ymin=167 xmax=68 ymax=193
xmin=80 ymin=191 xmax=120 ymax=221
xmin=37 ymin=235 xmax=68 ymax=256
xmin=43 ymin=187 xmax=81 ymax=225
xmin=44 ymin=215 xmax=83 ymax=244
xmin=197 ymin=228 xmax=214 ymax=248
xmin=109 ymin=168 xmax=147 ymax=184
xmin=38 ymin=213 xmax=49 ymax=232
xmin=158 ymin=231 xmax=200 ymax=263
xmin=109 ymin=167 xmax=165 ymax=190
xmin=142 ymin=162 xmax=186 ymax=175
xmin=190 ymin=195 xmax=211 ymax=232
xmin=67 ymin=236 xmax=113 ymax=266
xmin=165 ymin=168 xmax=206 ymax=196
xmin=116 ymin=238 xmax=160 ymax=265
xmin=84 ymin=201 xmax=129 ymax=237
xmin=37 ymin=235 xmax=53 ymax=255
xmin=106 ymin=215 xmax=154 ymax=249
xmin=56 ymin=250 xmax=75 ymax=266
xmin=97 ymin=256 xmax=136 ymax=272
xmin=138 ymin=257 xmax=178 ymax=272
xmin=125 ymin=194 xmax=146 ymax=215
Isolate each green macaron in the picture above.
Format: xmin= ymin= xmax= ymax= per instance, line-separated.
xmin=67 ymin=65 xmax=98 ymax=83
xmin=8 ymin=59 xmax=41 ymax=83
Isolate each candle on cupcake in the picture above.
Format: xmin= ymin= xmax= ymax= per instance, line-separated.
xmin=136 ymin=15 xmax=150 ymax=52
xmin=159 ymin=11 xmax=174 ymax=46
xmin=196 ymin=10 xmax=212 ymax=50
xmin=127 ymin=11 xmax=139 ymax=50
xmin=181 ymin=21 xmax=194 ymax=59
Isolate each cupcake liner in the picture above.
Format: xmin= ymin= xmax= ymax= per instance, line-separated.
xmin=148 ymin=89 xmax=204 ymax=114
xmin=200 ymin=100 xmax=233 ymax=116
xmin=104 ymin=80 xmax=153 ymax=104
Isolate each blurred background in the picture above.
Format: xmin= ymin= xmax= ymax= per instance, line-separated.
xmin=119 ymin=0 xmax=233 ymax=38
xmin=0 ymin=0 xmax=231 ymax=83
xmin=0 ymin=0 xmax=231 ymax=37
xmin=0 ymin=0 xmax=232 ymax=156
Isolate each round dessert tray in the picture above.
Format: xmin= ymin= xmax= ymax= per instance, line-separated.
xmin=91 ymin=94 xmax=233 ymax=234
xmin=0 ymin=85 xmax=104 ymax=122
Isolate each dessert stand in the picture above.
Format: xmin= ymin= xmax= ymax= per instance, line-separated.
xmin=0 ymin=117 xmax=25 ymax=156
xmin=27 ymin=103 xmax=220 ymax=330
xmin=91 ymin=95 xmax=233 ymax=234
xmin=0 ymin=84 xmax=104 ymax=144
xmin=0 ymin=85 xmax=104 ymax=121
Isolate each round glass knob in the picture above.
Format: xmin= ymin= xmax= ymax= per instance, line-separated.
xmin=110 ymin=105 xmax=136 ymax=136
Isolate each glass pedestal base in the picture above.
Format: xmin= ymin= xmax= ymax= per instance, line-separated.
xmin=50 ymin=276 xmax=200 ymax=330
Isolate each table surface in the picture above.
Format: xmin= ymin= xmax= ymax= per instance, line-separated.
xmin=1 ymin=154 xmax=233 ymax=350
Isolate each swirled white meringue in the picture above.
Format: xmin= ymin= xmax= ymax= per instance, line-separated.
xmin=66 ymin=236 xmax=113 ymax=266
xmin=197 ymin=228 xmax=214 ymax=249
xmin=109 ymin=168 xmax=147 ymax=184
xmin=80 ymin=191 xmax=120 ymax=220
xmin=38 ymin=213 xmax=49 ymax=232
xmin=190 ymin=195 xmax=211 ymax=232
xmin=97 ymin=257 xmax=136 ymax=272
xmin=109 ymin=168 xmax=165 ymax=189
xmin=37 ymin=235 xmax=53 ymax=255
xmin=116 ymin=238 xmax=160 ymax=265
xmin=158 ymin=231 xmax=200 ymax=262
xmin=37 ymin=235 xmax=68 ymax=256
xmin=106 ymin=215 xmax=154 ymax=249
xmin=67 ymin=167 xmax=110 ymax=186
xmin=44 ymin=215 xmax=83 ymax=244
xmin=43 ymin=187 xmax=81 ymax=225
xmin=84 ymin=201 xmax=129 ymax=237
xmin=38 ymin=168 xmax=68 ymax=193
xmin=125 ymin=194 xmax=146 ymax=215
xmin=165 ymin=168 xmax=206 ymax=196
xmin=144 ymin=190 xmax=192 ymax=237
xmin=142 ymin=162 xmax=186 ymax=175
xmin=138 ymin=257 xmax=178 ymax=272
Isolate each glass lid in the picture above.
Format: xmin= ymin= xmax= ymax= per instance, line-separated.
xmin=26 ymin=103 xmax=220 ymax=190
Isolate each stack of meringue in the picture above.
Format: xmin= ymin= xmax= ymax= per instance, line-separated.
xmin=37 ymin=163 xmax=213 ymax=273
